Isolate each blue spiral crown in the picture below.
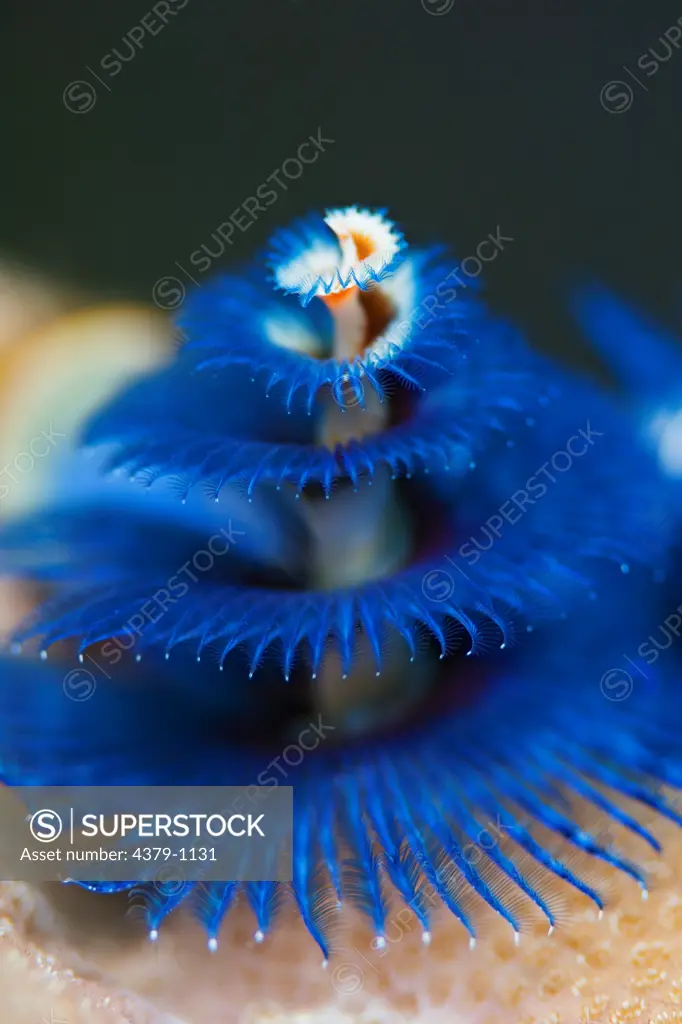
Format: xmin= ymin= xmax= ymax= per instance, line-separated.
xmin=0 ymin=207 xmax=680 ymax=959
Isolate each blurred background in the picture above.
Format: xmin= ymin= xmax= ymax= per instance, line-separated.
xmin=3 ymin=0 xmax=682 ymax=360
xmin=2 ymin=2 xmax=682 ymax=1021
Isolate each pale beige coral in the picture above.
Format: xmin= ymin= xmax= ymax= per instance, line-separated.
xmin=4 ymin=824 xmax=682 ymax=1024
xmin=0 ymin=298 xmax=172 ymax=517
xmin=0 ymin=263 xmax=73 ymax=355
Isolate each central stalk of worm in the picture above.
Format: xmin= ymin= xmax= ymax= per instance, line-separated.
xmin=323 ymin=288 xmax=368 ymax=364
xmin=311 ymin=283 xmax=398 ymax=587
xmin=299 ymin=282 xmax=428 ymax=732
xmin=319 ymin=282 xmax=393 ymax=447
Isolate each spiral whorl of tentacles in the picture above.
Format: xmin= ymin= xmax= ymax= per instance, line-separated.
xmin=1 ymin=207 xmax=681 ymax=959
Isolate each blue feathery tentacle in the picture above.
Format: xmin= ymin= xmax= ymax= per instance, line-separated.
xmin=0 ymin=576 xmax=681 ymax=952
xmin=264 ymin=209 xmax=407 ymax=306
xmin=572 ymin=284 xmax=682 ymax=400
xmin=0 ymin=207 xmax=681 ymax=962
xmin=291 ymin=788 xmax=338 ymax=963
xmin=245 ymin=882 xmax=286 ymax=944
xmin=572 ymin=284 xmax=682 ymax=515
xmin=192 ymin=882 xmax=239 ymax=951
xmin=316 ymin=792 xmax=344 ymax=905
xmin=337 ymin=774 xmax=390 ymax=946
xmin=2 ymin=366 xmax=673 ymax=679
xmin=82 ymin=293 xmax=546 ymax=502
xmin=178 ymin=249 xmax=494 ymax=408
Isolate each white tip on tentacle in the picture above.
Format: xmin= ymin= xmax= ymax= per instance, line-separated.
xmin=271 ymin=207 xmax=404 ymax=302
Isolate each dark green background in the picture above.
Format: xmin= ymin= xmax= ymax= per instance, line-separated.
xmin=3 ymin=0 xmax=682 ymax=362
